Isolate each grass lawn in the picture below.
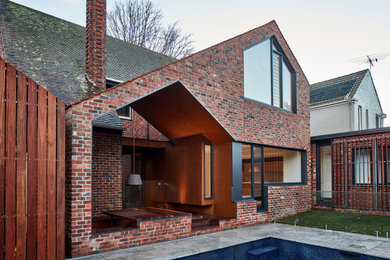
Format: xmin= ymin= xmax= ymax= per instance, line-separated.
xmin=277 ymin=210 xmax=390 ymax=237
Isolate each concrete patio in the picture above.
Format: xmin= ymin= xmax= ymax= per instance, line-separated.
xmin=71 ymin=223 xmax=390 ymax=259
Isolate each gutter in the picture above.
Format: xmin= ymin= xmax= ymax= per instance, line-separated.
xmin=310 ymin=98 xmax=357 ymax=110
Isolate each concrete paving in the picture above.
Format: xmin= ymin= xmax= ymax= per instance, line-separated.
xmin=71 ymin=223 xmax=390 ymax=260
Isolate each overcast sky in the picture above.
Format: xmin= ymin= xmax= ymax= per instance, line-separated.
xmin=12 ymin=0 xmax=390 ymax=125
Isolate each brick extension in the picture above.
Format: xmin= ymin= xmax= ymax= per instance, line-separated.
xmin=92 ymin=129 xmax=122 ymax=218
xmin=312 ymin=130 xmax=390 ymax=214
xmin=65 ymin=20 xmax=312 ymax=257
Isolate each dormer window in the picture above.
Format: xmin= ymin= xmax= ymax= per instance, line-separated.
xmin=244 ymin=36 xmax=296 ymax=112
xmin=117 ymin=105 xmax=133 ymax=120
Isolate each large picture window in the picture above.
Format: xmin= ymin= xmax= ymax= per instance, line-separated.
xmin=244 ymin=37 xmax=296 ymax=112
xmin=241 ymin=143 xmax=306 ymax=209
xmin=264 ymin=147 xmax=302 ymax=184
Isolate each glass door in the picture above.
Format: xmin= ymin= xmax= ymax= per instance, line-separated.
xmin=317 ymin=142 xmax=332 ymax=204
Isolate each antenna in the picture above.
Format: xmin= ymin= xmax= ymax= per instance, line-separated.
xmin=348 ymin=52 xmax=390 ymax=71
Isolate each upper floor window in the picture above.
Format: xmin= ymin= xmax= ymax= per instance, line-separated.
xmin=358 ymin=105 xmax=362 ymax=130
xmin=117 ymin=105 xmax=133 ymax=120
xmin=376 ymin=114 xmax=382 ymax=128
xmin=244 ymin=36 xmax=296 ymax=112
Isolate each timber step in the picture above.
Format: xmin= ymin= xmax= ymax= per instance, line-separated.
xmin=247 ymin=246 xmax=279 ymax=260
xmin=191 ymin=213 xmax=221 ymax=231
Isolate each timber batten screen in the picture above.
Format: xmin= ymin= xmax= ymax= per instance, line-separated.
xmin=332 ymin=137 xmax=390 ymax=211
xmin=0 ymin=58 xmax=66 ymax=260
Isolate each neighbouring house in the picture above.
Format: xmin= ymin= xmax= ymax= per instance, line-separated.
xmin=1 ymin=0 xmax=312 ymax=258
xmin=310 ymin=70 xmax=386 ymax=136
xmin=310 ymin=69 xmax=389 ymax=215
xmin=311 ymin=127 xmax=390 ymax=214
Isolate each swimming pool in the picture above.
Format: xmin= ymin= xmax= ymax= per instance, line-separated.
xmin=178 ymin=237 xmax=387 ymax=260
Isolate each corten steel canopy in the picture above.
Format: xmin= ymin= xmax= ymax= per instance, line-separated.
xmin=130 ymin=81 xmax=234 ymax=144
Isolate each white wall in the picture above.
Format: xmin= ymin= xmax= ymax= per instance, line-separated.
xmin=353 ymin=73 xmax=383 ymax=130
xmin=311 ymin=72 xmax=385 ymax=136
xmin=283 ymin=150 xmax=301 ymax=182
xmin=310 ymin=101 xmax=352 ymax=136
xmin=320 ymin=145 xmax=332 ymax=198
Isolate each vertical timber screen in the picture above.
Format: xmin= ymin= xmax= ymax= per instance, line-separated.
xmin=0 ymin=59 xmax=65 ymax=260
xmin=332 ymin=137 xmax=390 ymax=212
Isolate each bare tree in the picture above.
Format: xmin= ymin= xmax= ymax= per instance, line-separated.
xmin=108 ymin=0 xmax=195 ymax=58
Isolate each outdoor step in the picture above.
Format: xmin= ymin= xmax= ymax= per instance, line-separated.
xmin=191 ymin=224 xmax=219 ymax=232
xmin=247 ymin=246 xmax=279 ymax=260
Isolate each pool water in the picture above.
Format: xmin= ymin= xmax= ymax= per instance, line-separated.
xmin=178 ymin=237 xmax=387 ymax=260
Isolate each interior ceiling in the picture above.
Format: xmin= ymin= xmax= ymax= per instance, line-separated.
xmin=130 ymin=81 xmax=234 ymax=144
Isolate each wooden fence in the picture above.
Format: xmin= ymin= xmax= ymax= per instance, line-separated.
xmin=0 ymin=58 xmax=65 ymax=259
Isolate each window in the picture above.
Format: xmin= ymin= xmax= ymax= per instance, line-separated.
xmin=353 ymin=148 xmax=372 ymax=184
xmin=376 ymin=114 xmax=382 ymax=128
xmin=264 ymin=147 xmax=302 ymax=184
xmin=242 ymin=144 xmax=253 ymax=198
xmin=241 ymin=143 xmax=306 ymax=209
xmin=204 ymin=144 xmax=213 ymax=199
xmin=358 ymin=105 xmax=362 ymax=130
xmin=241 ymin=144 xmax=263 ymax=209
xmin=366 ymin=109 xmax=369 ymax=129
xmin=244 ymin=37 xmax=295 ymax=112
xmin=117 ymin=105 xmax=133 ymax=120
xmin=377 ymin=147 xmax=390 ymax=185
xmin=106 ymin=79 xmax=122 ymax=88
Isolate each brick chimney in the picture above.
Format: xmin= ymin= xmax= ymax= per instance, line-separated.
xmin=86 ymin=0 xmax=106 ymax=91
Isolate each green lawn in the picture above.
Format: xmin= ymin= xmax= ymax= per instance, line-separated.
xmin=277 ymin=210 xmax=390 ymax=237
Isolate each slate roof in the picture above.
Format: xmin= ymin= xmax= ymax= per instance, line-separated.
xmin=310 ymin=69 xmax=368 ymax=106
xmin=0 ymin=1 xmax=175 ymax=104
xmin=92 ymin=111 xmax=125 ymax=131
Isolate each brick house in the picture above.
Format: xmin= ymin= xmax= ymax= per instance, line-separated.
xmin=1 ymin=0 xmax=312 ymax=257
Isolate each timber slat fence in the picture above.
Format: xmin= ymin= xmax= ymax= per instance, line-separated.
xmin=0 ymin=58 xmax=65 ymax=260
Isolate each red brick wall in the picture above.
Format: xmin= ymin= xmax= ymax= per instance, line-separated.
xmin=121 ymin=111 xmax=167 ymax=141
xmin=79 ymin=215 xmax=192 ymax=256
xmin=267 ymin=186 xmax=312 ymax=219
xmin=66 ymin=21 xmax=312 ymax=256
xmin=92 ymin=128 xmax=122 ymax=218
xmin=86 ymin=0 xmax=106 ymax=91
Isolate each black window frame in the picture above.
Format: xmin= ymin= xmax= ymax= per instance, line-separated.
xmin=203 ymin=143 xmax=213 ymax=200
xmin=243 ymin=36 xmax=297 ymax=113
xmin=239 ymin=142 xmax=307 ymax=211
xmin=240 ymin=144 xmax=265 ymax=211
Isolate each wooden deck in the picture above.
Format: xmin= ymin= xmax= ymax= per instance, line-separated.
xmin=92 ymin=207 xmax=232 ymax=234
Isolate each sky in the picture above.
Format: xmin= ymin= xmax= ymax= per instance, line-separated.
xmin=12 ymin=0 xmax=390 ymax=125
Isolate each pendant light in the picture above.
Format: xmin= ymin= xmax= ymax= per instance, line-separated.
xmin=126 ymin=115 xmax=143 ymax=186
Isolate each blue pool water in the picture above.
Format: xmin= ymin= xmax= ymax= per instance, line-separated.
xmin=178 ymin=237 xmax=387 ymax=260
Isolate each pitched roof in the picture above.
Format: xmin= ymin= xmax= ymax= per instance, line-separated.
xmin=310 ymin=69 xmax=368 ymax=106
xmin=92 ymin=111 xmax=125 ymax=131
xmin=0 ymin=1 xmax=175 ymax=104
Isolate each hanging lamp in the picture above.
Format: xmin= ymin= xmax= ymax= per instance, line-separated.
xmin=126 ymin=116 xmax=143 ymax=186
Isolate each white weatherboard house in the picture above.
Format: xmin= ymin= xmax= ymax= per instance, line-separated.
xmin=310 ymin=69 xmax=386 ymax=136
